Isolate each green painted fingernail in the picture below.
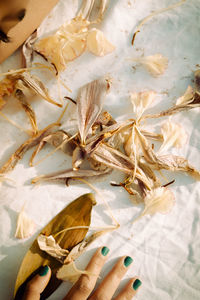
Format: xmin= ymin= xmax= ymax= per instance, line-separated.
xmin=124 ymin=256 xmax=133 ymax=267
xmin=39 ymin=265 xmax=49 ymax=276
xmin=101 ymin=246 xmax=110 ymax=256
xmin=133 ymin=279 xmax=142 ymax=290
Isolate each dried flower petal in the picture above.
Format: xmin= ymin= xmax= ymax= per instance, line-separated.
xmin=176 ymin=86 xmax=194 ymax=105
xmin=133 ymin=54 xmax=168 ymax=77
xmin=15 ymin=207 xmax=36 ymax=239
xmin=159 ymin=121 xmax=188 ymax=153
xmin=87 ymin=28 xmax=115 ymax=56
xmin=142 ymin=187 xmax=175 ymax=216
xmin=131 ymin=91 xmax=156 ymax=119
xmin=37 ymin=234 xmax=69 ymax=262
xmin=56 ymin=261 xmax=92 ymax=283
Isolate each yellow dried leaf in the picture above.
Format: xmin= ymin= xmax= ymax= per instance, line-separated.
xmin=87 ymin=28 xmax=115 ymax=56
xmin=56 ymin=261 xmax=92 ymax=283
xmin=37 ymin=234 xmax=69 ymax=262
xmin=159 ymin=121 xmax=188 ymax=153
xmin=15 ymin=207 xmax=36 ymax=239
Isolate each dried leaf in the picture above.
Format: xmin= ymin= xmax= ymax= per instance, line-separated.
xmin=32 ymin=168 xmax=112 ymax=184
xmin=56 ymin=261 xmax=91 ymax=283
xmin=15 ymin=206 xmax=36 ymax=239
xmin=14 ymin=193 xmax=96 ymax=300
xmin=77 ymin=78 xmax=110 ymax=145
xmin=131 ymin=90 xmax=156 ymax=120
xmin=159 ymin=121 xmax=188 ymax=153
xmin=132 ymin=54 xmax=168 ymax=77
xmin=37 ymin=235 xmax=69 ymax=263
xmin=87 ymin=28 xmax=115 ymax=56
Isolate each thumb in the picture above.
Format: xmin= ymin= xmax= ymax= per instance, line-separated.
xmin=22 ymin=265 xmax=51 ymax=300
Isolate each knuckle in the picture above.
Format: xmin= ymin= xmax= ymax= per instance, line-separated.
xmin=76 ymin=277 xmax=92 ymax=295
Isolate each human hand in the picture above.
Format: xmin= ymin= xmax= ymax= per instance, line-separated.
xmin=22 ymin=247 xmax=142 ymax=300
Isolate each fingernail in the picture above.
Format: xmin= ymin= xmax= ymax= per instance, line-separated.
xmin=124 ymin=256 xmax=133 ymax=267
xmin=39 ymin=265 xmax=49 ymax=276
xmin=101 ymin=246 xmax=110 ymax=256
xmin=133 ymin=279 xmax=142 ymax=290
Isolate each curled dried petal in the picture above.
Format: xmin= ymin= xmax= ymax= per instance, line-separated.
xmin=176 ymin=86 xmax=194 ymax=106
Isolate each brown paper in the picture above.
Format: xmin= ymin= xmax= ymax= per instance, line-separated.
xmin=0 ymin=0 xmax=59 ymax=63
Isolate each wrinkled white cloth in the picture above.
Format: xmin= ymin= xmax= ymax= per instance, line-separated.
xmin=0 ymin=1 xmax=200 ymax=299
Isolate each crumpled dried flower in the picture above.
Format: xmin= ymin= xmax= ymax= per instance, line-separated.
xmin=132 ymin=54 xmax=168 ymax=77
xmin=56 ymin=261 xmax=92 ymax=283
xmin=37 ymin=234 xmax=69 ymax=262
xmin=131 ymin=91 xmax=156 ymax=120
xmin=159 ymin=121 xmax=188 ymax=153
xmin=176 ymin=85 xmax=194 ymax=105
xmin=15 ymin=207 xmax=36 ymax=239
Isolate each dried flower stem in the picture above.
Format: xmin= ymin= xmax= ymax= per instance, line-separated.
xmin=53 ymin=225 xmax=117 ymax=239
xmin=132 ymin=0 xmax=186 ymax=45
xmin=0 ymin=111 xmax=31 ymax=135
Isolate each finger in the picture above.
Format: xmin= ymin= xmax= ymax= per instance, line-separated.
xmin=89 ymin=256 xmax=133 ymax=300
xmin=63 ymin=246 xmax=110 ymax=300
xmin=22 ymin=265 xmax=51 ymax=300
xmin=114 ymin=278 xmax=142 ymax=300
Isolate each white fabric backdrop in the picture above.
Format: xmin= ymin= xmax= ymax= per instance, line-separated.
xmin=0 ymin=0 xmax=200 ymax=299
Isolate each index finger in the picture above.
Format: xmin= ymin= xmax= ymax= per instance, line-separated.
xmin=63 ymin=246 xmax=110 ymax=300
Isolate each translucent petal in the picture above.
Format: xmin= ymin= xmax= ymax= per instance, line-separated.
xmin=56 ymin=261 xmax=92 ymax=283
xmin=15 ymin=209 xmax=36 ymax=239
xmin=87 ymin=28 xmax=115 ymax=56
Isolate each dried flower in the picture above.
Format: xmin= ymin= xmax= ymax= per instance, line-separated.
xmin=176 ymin=86 xmax=194 ymax=105
xmin=132 ymin=54 xmax=168 ymax=77
xmin=15 ymin=206 xmax=36 ymax=239
xmin=159 ymin=121 xmax=188 ymax=153
xmin=37 ymin=234 xmax=69 ymax=262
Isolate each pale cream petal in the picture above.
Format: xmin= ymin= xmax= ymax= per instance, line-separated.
xmin=130 ymin=91 xmax=156 ymax=119
xmin=143 ymin=187 xmax=175 ymax=215
xmin=87 ymin=29 xmax=115 ymax=56
xmin=15 ymin=209 xmax=36 ymax=239
xmin=133 ymin=54 xmax=168 ymax=77
xmin=159 ymin=121 xmax=188 ymax=153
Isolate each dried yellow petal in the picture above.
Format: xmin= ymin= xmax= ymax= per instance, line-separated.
xmin=15 ymin=207 xmax=36 ymax=239
xmin=56 ymin=261 xmax=92 ymax=283
xmin=87 ymin=28 xmax=115 ymax=56
xmin=37 ymin=234 xmax=69 ymax=262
